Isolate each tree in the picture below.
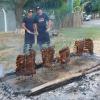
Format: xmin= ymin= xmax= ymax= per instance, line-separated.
xmin=74 ymin=0 xmax=81 ymax=8
xmin=73 ymin=0 xmax=82 ymax=12
xmin=91 ymin=0 xmax=100 ymax=13
xmin=14 ymin=0 xmax=27 ymax=26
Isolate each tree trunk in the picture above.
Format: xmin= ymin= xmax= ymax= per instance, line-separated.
xmin=15 ymin=0 xmax=27 ymax=27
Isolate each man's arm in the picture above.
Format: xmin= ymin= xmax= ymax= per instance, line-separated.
xmin=47 ymin=20 xmax=52 ymax=30
xmin=45 ymin=14 xmax=52 ymax=31
xmin=22 ymin=22 xmax=31 ymax=33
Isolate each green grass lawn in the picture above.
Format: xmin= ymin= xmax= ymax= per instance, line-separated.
xmin=54 ymin=27 xmax=100 ymax=52
xmin=61 ymin=27 xmax=100 ymax=40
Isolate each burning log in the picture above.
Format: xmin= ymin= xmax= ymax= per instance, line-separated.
xmin=16 ymin=50 xmax=36 ymax=76
xmin=74 ymin=39 xmax=93 ymax=56
xmin=59 ymin=47 xmax=70 ymax=64
xmin=41 ymin=47 xmax=55 ymax=68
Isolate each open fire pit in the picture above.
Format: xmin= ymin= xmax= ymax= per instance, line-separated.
xmin=1 ymin=38 xmax=99 ymax=97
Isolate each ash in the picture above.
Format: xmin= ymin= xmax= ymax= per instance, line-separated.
xmin=0 ymin=70 xmax=100 ymax=100
xmin=0 ymin=82 xmax=29 ymax=100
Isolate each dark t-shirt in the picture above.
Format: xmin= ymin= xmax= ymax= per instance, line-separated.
xmin=22 ymin=17 xmax=34 ymax=33
xmin=34 ymin=13 xmax=49 ymax=33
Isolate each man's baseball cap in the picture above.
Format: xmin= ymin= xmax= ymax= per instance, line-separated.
xmin=36 ymin=6 xmax=42 ymax=11
xmin=28 ymin=9 xmax=33 ymax=13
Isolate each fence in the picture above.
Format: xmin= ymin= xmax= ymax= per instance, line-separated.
xmin=54 ymin=12 xmax=82 ymax=29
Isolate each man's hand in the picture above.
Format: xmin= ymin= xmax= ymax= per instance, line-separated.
xmin=34 ymin=32 xmax=38 ymax=35
xmin=46 ymin=28 xmax=50 ymax=32
xmin=27 ymin=30 xmax=34 ymax=34
xmin=27 ymin=30 xmax=31 ymax=34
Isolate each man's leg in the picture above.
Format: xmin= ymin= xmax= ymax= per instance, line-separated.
xmin=23 ymin=33 xmax=34 ymax=53
xmin=45 ymin=32 xmax=50 ymax=47
xmin=37 ymin=32 xmax=50 ymax=50
xmin=24 ymin=43 xmax=32 ymax=54
xmin=23 ymin=33 xmax=28 ymax=53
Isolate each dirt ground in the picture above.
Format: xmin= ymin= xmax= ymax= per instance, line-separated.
xmin=0 ymin=32 xmax=24 ymax=74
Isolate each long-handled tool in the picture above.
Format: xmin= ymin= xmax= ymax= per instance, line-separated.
xmin=29 ymin=32 xmax=38 ymax=44
xmin=34 ymin=33 xmax=38 ymax=45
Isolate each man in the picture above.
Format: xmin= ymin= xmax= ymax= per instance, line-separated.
xmin=22 ymin=9 xmax=36 ymax=53
xmin=34 ymin=6 xmax=52 ymax=49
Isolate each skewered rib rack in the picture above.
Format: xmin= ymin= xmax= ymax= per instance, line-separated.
xmin=16 ymin=50 xmax=36 ymax=76
xmin=83 ymin=39 xmax=93 ymax=54
xmin=41 ymin=47 xmax=55 ymax=68
xmin=74 ymin=39 xmax=93 ymax=56
xmin=59 ymin=47 xmax=70 ymax=64
xmin=16 ymin=39 xmax=94 ymax=76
